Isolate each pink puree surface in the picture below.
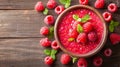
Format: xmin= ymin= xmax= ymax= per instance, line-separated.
xmin=58 ymin=9 xmax=104 ymax=54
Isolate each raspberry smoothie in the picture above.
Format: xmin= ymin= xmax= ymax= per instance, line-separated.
xmin=58 ymin=8 xmax=104 ymax=54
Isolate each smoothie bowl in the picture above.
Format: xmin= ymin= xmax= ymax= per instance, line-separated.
xmin=54 ymin=5 xmax=108 ymax=57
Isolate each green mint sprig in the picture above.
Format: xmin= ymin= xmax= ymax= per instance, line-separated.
xmin=77 ymin=24 xmax=83 ymax=33
xmin=72 ymin=57 xmax=78 ymax=63
xmin=109 ymin=20 xmax=119 ymax=32
xmin=43 ymin=8 xmax=48 ymax=15
xmin=59 ymin=0 xmax=71 ymax=8
xmin=68 ymin=38 xmax=75 ymax=42
xmin=47 ymin=26 xmax=54 ymax=39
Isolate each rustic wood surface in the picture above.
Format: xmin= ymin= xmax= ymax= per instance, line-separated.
xmin=0 ymin=0 xmax=120 ymax=67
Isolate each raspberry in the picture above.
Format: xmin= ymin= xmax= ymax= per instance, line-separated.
xmin=79 ymin=0 xmax=89 ymax=5
xmin=93 ymin=56 xmax=103 ymax=67
xmin=102 ymin=12 xmax=112 ymax=22
xmin=55 ymin=5 xmax=64 ymax=14
xmin=88 ymin=31 xmax=97 ymax=42
xmin=34 ymin=1 xmax=44 ymax=12
xmin=76 ymin=33 xmax=87 ymax=44
xmin=40 ymin=38 xmax=51 ymax=47
xmin=77 ymin=58 xmax=88 ymax=67
xmin=110 ymin=33 xmax=120 ymax=45
xmin=51 ymin=40 xmax=59 ymax=50
xmin=83 ymin=22 xmax=93 ymax=33
xmin=69 ymin=29 xmax=79 ymax=39
xmin=104 ymin=48 xmax=112 ymax=57
xmin=40 ymin=26 xmax=49 ymax=36
xmin=108 ymin=3 xmax=118 ymax=13
xmin=44 ymin=56 xmax=53 ymax=65
xmin=94 ymin=0 xmax=105 ymax=8
xmin=60 ymin=54 xmax=71 ymax=64
xmin=47 ymin=0 xmax=57 ymax=9
xmin=44 ymin=15 xmax=55 ymax=25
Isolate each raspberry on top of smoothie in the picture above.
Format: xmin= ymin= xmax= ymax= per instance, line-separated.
xmin=58 ymin=8 xmax=104 ymax=54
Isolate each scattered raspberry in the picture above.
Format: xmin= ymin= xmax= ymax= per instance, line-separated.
xmin=55 ymin=5 xmax=64 ymax=14
xmin=94 ymin=0 xmax=104 ymax=8
xmin=110 ymin=33 xmax=120 ymax=45
xmin=40 ymin=38 xmax=51 ymax=47
xmin=77 ymin=33 xmax=87 ymax=44
xmin=77 ymin=58 xmax=88 ymax=67
xmin=93 ymin=56 xmax=103 ymax=67
xmin=79 ymin=0 xmax=89 ymax=5
xmin=69 ymin=29 xmax=79 ymax=39
xmin=60 ymin=54 xmax=71 ymax=64
xmin=102 ymin=12 xmax=112 ymax=22
xmin=44 ymin=56 xmax=53 ymax=65
xmin=108 ymin=3 xmax=118 ymax=13
xmin=83 ymin=22 xmax=93 ymax=33
xmin=44 ymin=15 xmax=55 ymax=25
xmin=51 ymin=40 xmax=59 ymax=50
xmin=40 ymin=26 xmax=49 ymax=36
xmin=47 ymin=0 xmax=57 ymax=9
xmin=88 ymin=31 xmax=97 ymax=42
xmin=104 ymin=48 xmax=112 ymax=57
xmin=34 ymin=1 xmax=44 ymax=12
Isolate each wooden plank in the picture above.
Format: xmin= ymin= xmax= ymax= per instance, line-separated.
xmin=0 ymin=38 xmax=120 ymax=67
xmin=0 ymin=0 xmax=119 ymax=9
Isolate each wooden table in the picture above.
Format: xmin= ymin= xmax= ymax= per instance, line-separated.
xmin=0 ymin=0 xmax=120 ymax=67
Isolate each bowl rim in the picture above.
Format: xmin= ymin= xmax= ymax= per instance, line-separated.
xmin=54 ymin=5 xmax=108 ymax=58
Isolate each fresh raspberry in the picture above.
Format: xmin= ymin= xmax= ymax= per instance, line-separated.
xmin=44 ymin=15 xmax=54 ymax=25
xmin=34 ymin=1 xmax=44 ymax=12
xmin=40 ymin=38 xmax=51 ymax=47
xmin=51 ymin=40 xmax=59 ymax=50
xmin=93 ymin=56 xmax=103 ymax=67
xmin=77 ymin=33 xmax=87 ymax=44
xmin=108 ymin=3 xmax=118 ymax=13
xmin=102 ymin=12 xmax=112 ymax=22
xmin=60 ymin=54 xmax=71 ymax=64
xmin=55 ymin=5 xmax=64 ymax=14
xmin=83 ymin=22 xmax=93 ymax=33
xmin=94 ymin=0 xmax=105 ymax=8
xmin=77 ymin=58 xmax=88 ymax=67
xmin=44 ymin=56 xmax=53 ymax=65
xmin=110 ymin=33 xmax=120 ymax=45
xmin=47 ymin=0 xmax=57 ymax=9
xmin=40 ymin=26 xmax=49 ymax=36
xmin=79 ymin=0 xmax=89 ymax=5
xmin=69 ymin=29 xmax=79 ymax=39
xmin=88 ymin=31 xmax=97 ymax=42
xmin=104 ymin=48 xmax=112 ymax=57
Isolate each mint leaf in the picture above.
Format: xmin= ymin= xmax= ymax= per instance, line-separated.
xmin=72 ymin=57 xmax=77 ymax=63
xmin=77 ymin=24 xmax=83 ymax=33
xmin=43 ymin=8 xmax=48 ymax=15
xmin=65 ymin=2 xmax=70 ymax=8
xmin=51 ymin=49 xmax=58 ymax=55
xmin=48 ymin=26 xmax=54 ymax=39
xmin=109 ymin=25 xmax=114 ymax=32
xmin=59 ymin=0 xmax=67 ymax=4
xmin=73 ymin=14 xmax=79 ymax=21
xmin=81 ymin=14 xmax=90 ymax=23
xmin=68 ymin=38 xmax=75 ymax=42
xmin=109 ymin=20 xmax=119 ymax=32
xmin=51 ymin=54 xmax=56 ymax=60
xmin=44 ymin=49 xmax=51 ymax=56
xmin=59 ymin=0 xmax=71 ymax=8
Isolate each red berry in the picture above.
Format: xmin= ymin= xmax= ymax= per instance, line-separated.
xmin=60 ymin=54 xmax=71 ymax=64
xmin=77 ymin=33 xmax=87 ymax=44
xmin=110 ymin=33 xmax=120 ymax=45
xmin=108 ymin=3 xmax=118 ymax=13
xmin=40 ymin=26 xmax=49 ymax=36
xmin=77 ymin=58 xmax=88 ymax=67
xmin=55 ymin=5 xmax=64 ymax=14
xmin=47 ymin=0 xmax=57 ymax=9
xmin=44 ymin=56 xmax=53 ymax=65
xmin=93 ymin=56 xmax=103 ymax=67
xmin=104 ymin=48 xmax=112 ymax=57
xmin=83 ymin=22 xmax=93 ymax=33
xmin=88 ymin=31 xmax=97 ymax=42
xmin=51 ymin=40 xmax=59 ymax=50
xmin=79 ymin=0 xmax=89 ymax=5
xmin=69 ymin=29 xmax=79 ymax=39
xmin=40 ymin=38 xmax=51 ymax=47
xmin=102 ymin=12 xmax=112 ymax=22
xmin=94 ymin=0 xmax=105 ymax=8
xmin=34 ymin=1 xmax=44 ymax=12
xmin=44 ymin=15 xmax=54 ymax=25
